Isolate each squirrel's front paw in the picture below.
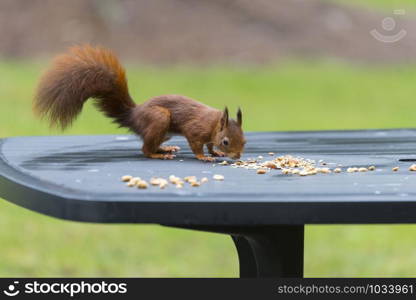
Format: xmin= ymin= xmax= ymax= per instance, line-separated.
xmin=210 ymin=150 xmax=226 ymax=157
xmin=196 ymin=155 xmax=216 ymax=162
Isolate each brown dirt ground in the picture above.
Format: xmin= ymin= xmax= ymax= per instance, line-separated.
xmin=0 ymin=0 xmax=415 ymax=64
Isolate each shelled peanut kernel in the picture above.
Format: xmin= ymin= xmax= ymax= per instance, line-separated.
xmin=137 ymin=180 xmax=148 ymax=189
xmin=320 ymin=168 xmax=331 ymax=174
xmin=213 ymin=174 xmax=224 ymax=181
xmin=184 ymin=176 xmax=197 ymax=183
xmin=169 ymin=175 xmax=181 ymax=184
xmin=149 ymin=177 xmax=161 ymax=186
xmin=121 ymin=175 xmax=133 ymax=182
xmin=123 ymin=173 xmax=220 ymax=191
xmin=257 ymin=169 xmax=267 ymax=174
xmin=265 ymin=162 xmax=278 ymax=169
xmin=126 ymin=181 xmax=136 ymax=187
xmin=159 ymin=179 xmax=169 ymax=189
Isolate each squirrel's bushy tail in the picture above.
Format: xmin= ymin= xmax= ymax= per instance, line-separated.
xmin=34 ymin=45 xmax=136 ymax=129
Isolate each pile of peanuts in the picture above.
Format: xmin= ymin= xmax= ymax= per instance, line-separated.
xmin=120 ymin=153 xmax=416 ymax=190
xmin=226 ymin=154 xmax=339 ymax=176
xmin=226 ymin=154 xmax=416 ymax=176
xmin=121 ymin=174 xmax=224 ymax=189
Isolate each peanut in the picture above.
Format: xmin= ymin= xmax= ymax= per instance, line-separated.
xmin=169 ymin=175 xmax=181 ymax=184
xmin=213 ymin=174 xmax=224 ymax=181
xmin=126 ymin=181 xmax=136 ymax=187
xmin=159 ymin=179 xmax=169 ymax=189
xmin=184 ymin=176 xmax=197 ymax=182
xmin=257 ymin=169 xmax=267 ymax=174
xmin=264 ymin=162 xmax=278 ymax=169
xmin=137 ymin=180 xmax=148 ymax=189
xmin=308 ymin=169 xmax=318 ymax=175
xmin=150 ymin=177 xmax=161 ymax=186
xmin=128 ymin=177 xmax=141 ymax=185
xmin=121 ymin=175 xmax=133 ymax=182
xmin=320 ymin=168 xmax=331 ymax=174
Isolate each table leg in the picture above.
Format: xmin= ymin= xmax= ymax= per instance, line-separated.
xmin=166 ymin=224 xmax=304 ymax=278
xmin=231 ymin=225 xmax=304 ymax=278
xmin=231 ymin=235 xmax=258 ymax=277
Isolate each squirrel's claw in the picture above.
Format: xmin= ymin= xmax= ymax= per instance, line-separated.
xmin=148 ymin=153 xmax=176 ymax=160
xmin=158 ymin=145 xmax=181 ymax=153
xmin=196 ymin=155 xmax=216 ymax=162
xmin=209 ymin=150 xmax=226 ymax=157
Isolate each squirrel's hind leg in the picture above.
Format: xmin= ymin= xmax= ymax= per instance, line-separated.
xmin=157 ymin=145 xmax=181 ymax=153
xmin=142 ymin=134 xmax=175 ymax=160
xmin=157 ymin=136 xmax=180 ymax=153
xmin=141 ymin=108 xmax=176 ymax=160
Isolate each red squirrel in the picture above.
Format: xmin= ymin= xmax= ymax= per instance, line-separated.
xmin=33 ymin=45 xmax=246 ymax=161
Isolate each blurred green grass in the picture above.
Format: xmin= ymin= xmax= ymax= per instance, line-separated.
xmin=1 ymin=59 xmax=416 ymax=277
xmin=333 ymin=0 xmax=416 ymax=11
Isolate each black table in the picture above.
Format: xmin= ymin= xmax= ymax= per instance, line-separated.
xmin=1 ymin=130 xmax=416 ymax=277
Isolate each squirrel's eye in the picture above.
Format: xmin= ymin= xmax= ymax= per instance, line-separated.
xmin=222 ymin=138 xmax=229 ymax=146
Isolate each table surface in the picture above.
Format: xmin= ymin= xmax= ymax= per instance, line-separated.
xmin=1 ymin=130 xmax=416 ymax=225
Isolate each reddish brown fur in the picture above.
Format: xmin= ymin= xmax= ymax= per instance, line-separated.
xmin=34 ymin=45 xmax=134 ymax=129
xmin=33 ymin=45 xmax=246 ymax=160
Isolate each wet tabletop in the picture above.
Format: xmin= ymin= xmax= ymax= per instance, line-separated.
xmin=1 ymin=130 xmax=416 ymax=225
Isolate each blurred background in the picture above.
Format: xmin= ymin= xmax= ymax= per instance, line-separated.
xmin=1 ymin=0 xmax=416 ymax=277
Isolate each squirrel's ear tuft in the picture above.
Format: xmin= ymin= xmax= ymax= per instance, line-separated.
xmin=221 ymin=107 xmax=229 ymax=130
xmin=237 ymin=107 xmax=242 ymax=126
